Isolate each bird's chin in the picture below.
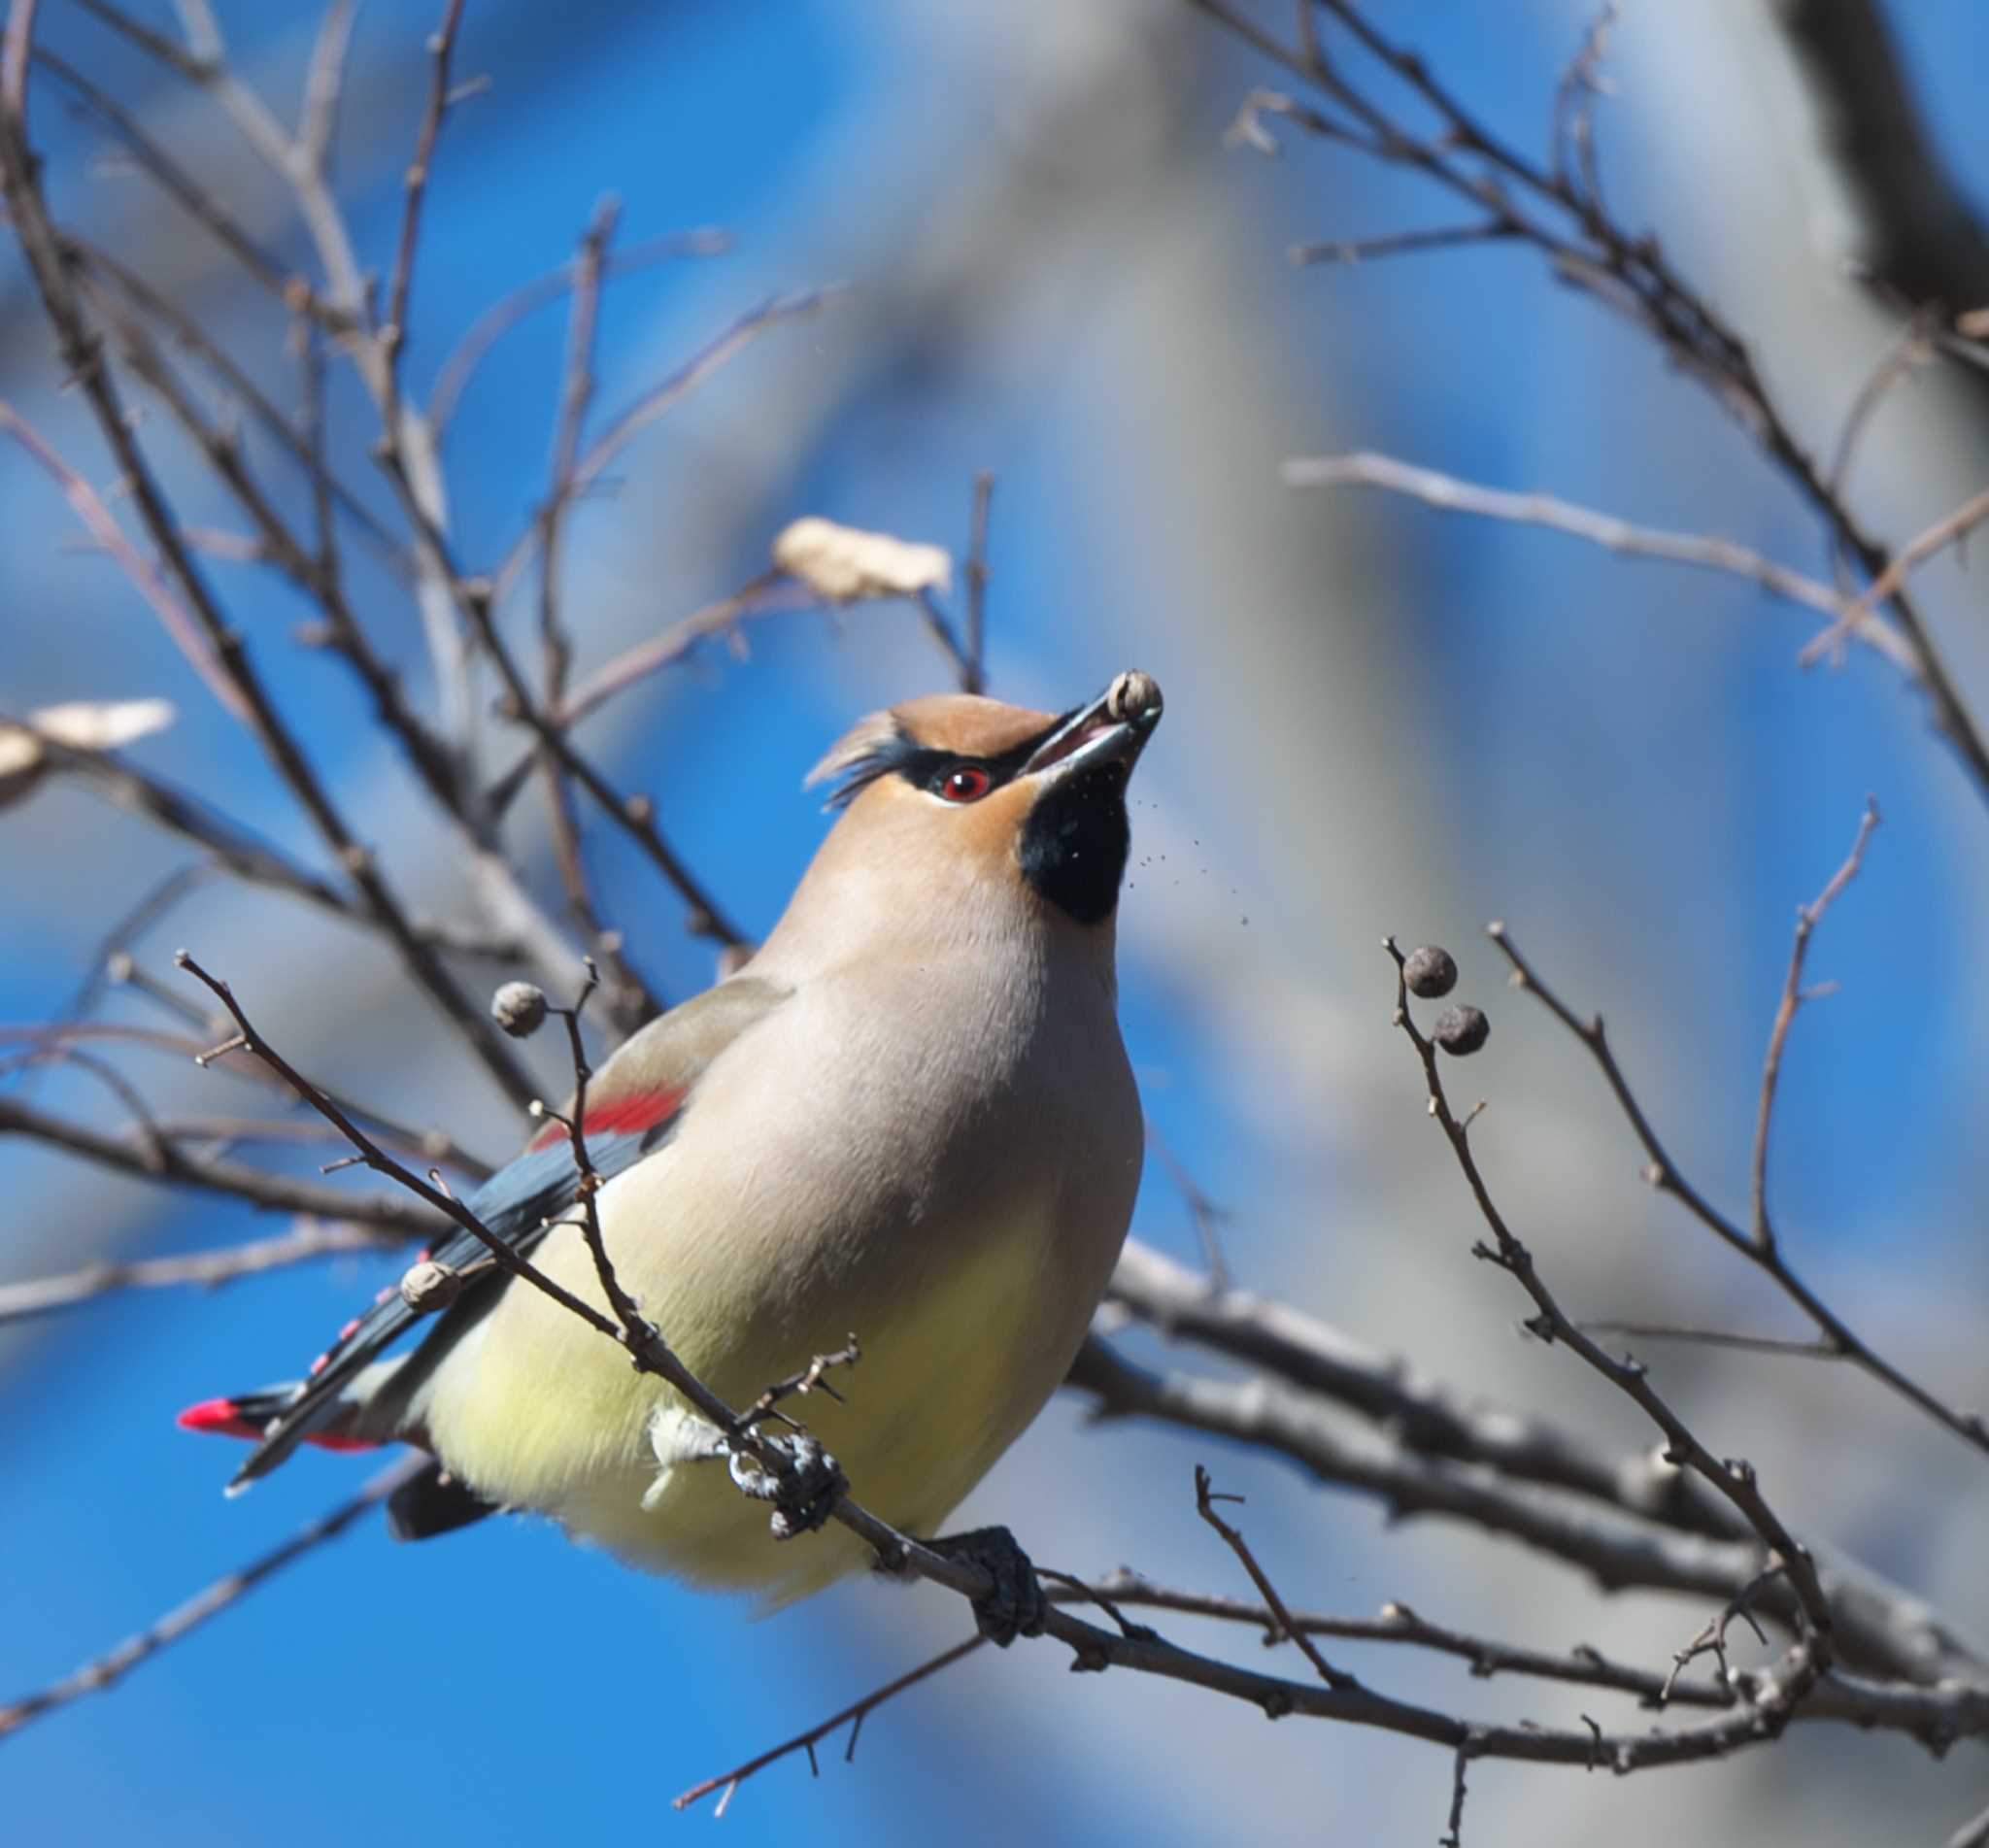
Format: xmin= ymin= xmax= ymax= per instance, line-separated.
xmin=1018 ymin=760 xmax=1132 ymax=925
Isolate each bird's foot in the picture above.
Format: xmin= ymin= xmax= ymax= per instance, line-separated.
xmin=729 ymin=1432 xmax=847 ymax=1541
xmin=921 ymin=1525 xmax=1047 ymax=1647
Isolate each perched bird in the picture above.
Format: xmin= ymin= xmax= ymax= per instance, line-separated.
xmin=183 ymin=673 xmax=1163 ymax=1626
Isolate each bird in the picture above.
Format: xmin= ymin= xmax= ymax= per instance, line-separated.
xmin=181 ymin=671 xmax=1164 ymax=1631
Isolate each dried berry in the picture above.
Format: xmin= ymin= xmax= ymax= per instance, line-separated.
xmin=1433 ymin=1004 xmax=1489 ymax=1056
xmin=490 ymin=980 xmax=549 ymax=1038
xmin=399 ymin=1259 xmax=462 ymax=1314
xmin=1403 ymin=945 xmax=1458 ymax=998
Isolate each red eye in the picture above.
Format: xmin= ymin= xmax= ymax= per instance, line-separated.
xmin=937 ymin=766 xmax=991 ymax=803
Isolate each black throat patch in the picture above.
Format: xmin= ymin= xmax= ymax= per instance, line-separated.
xmin=1019 ymin=761 xmax=1130 ymax=925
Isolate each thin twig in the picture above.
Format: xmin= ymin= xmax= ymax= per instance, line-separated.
xmin=1801 ymin=485 xmax=1989 ymax=669
xmin=1104 ymin=1240 xmax=1735 ymax=1537
xmin=0 ymin=401 xmax=246 ymax=720
xmin=1491 ymin=921 xmax=1989 ymax=1458
xmin=1194 ymin=1464 xmax=1359 ymax=1688
xmin=67 ymin=236 xmax=406 ymax=572
xmin=1141 ymin=1127 xmax=1233 ymax=1291
xmin=0 ymin=1219 xmax=388 ymax=1326
xmin=673 ymin=1636 xmax=987 ymax=1813
xmin=487 ymin=287 xmax=854 ymax=609
xmin=372 ymin=481 xmax=748 ymax=946
xmin=1284 ymin=452 xmax=1913 ymax=672
xmin=1384 ymin=938 xmax=1837 ymax=1651
xmin=1750 ymin=799 xmax=1880 ymax=1253
xmin=1200 ymin=0 xmax=1989 ymax=806
xmin=964 ymin=470 xmax=994 ymax=691
xmin=382 ymin=0 xmax=468 ymax=363
xmin=484 ymin=574 xmax=831 ymax=818
xmin=1575 ymin=1322 xmax=1838 ymax=1359
xmin=0 ymin=1087 xmax=444 ymax=1235
xmin=0 ymin=1454 xmax=424 ymax=1740
xmin=0 ymin=99 xmax=539 ymax=1109
xmin=296 ymin=0 xmax=357 ymax=175
xmin=1289 ymin=221 xmax=1515 ymax=267
xmin=428 ymin=227 xmax=731 ymax=434
xmin=529 ymin=199 xmax=657 ymax=1025
xmin=1072 ymin=1575 xmax=1736 ymax=1707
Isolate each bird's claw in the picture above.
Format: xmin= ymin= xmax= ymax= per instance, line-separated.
xmin=729 ymin=1433 xmax=846 ymax=1541
xmin=924 ymin=1525 xmax=1047 ymax=1646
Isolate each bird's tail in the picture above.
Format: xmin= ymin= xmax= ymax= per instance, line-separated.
xmin=178 ymin=1367 xmax=498 ymax=1542
xmin=178 ymin=1358 xmax=406 ymax=1490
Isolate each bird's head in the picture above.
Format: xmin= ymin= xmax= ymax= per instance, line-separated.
xmin=763 ymin=673 xmax=1163 ymax=967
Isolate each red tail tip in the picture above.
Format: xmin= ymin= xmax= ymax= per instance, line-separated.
xmin=177 ymin=1397 xmax=262 ymax=1441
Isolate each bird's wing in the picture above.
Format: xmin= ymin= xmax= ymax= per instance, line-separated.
xmin=218 ymin=975 xmax=792 ymax=1488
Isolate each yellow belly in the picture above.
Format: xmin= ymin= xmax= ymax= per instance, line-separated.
xmin=421 ymin=1192 xmax=1083 ymax=1606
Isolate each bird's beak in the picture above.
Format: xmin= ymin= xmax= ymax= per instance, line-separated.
xmin=1021 ymin=671 xmax=1163 ymax=782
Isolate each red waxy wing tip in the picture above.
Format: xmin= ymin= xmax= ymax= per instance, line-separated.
xmin=525 ymin=1085 xmax=688 ymax=1152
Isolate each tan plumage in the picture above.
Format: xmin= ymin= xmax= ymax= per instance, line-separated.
xmin=200 ymin=677 xmax=1163 ymax=1605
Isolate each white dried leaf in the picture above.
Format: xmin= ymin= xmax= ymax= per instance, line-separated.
xmin=29 ymin=698 xmax=176 ymax=752
xmin=772 ymin=517 xmax=953 ymax=603
xmin=0 ymin=698 xmax=176 ymax=812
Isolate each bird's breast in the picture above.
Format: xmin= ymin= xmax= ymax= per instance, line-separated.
xmin=424 ymin=951 xmax=1143 ymax=1598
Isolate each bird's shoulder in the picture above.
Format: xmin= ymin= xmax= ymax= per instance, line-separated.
xmin=587 ymin=972 xmax=793 ymax=1115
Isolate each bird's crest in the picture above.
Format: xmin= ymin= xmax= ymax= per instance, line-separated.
xmin=804 ymin=709 xmax=914 ymax=810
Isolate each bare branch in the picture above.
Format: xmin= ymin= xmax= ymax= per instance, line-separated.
xmin=297 ymin=0 xmax=357 ymax=175
xmin=1194 ymin=1464 xmax=1357 ymax=1688
xmin=1200 ymin=0 xmax=1989 ymax=807
xmin=66 ymin=236 xmax=406 ymax=573
xmin=428 ymin=227 xmax=731 ymax=434
xmin=383 ymin=0 xmax=469 ymax=362
xmin=0 ymin=91 xmax=539 ymax=1110
xmin=372 ymin=480 xmax=748 ymax=947
xmin=1751 ymin=799 xmax=1880 ymax=1252
xmin=1492 ymin=921 xmax=1989 ymax=1459
xmin=26 ymin=45 xmax=304 ymax=310
xmin=964 ymin=470 xmax=994 ymax=692
xmin=1802 ymin=485 xmax=1989 ymax=668
xmin=0 ymin=1219 xmax=388 ymax=1326
xmin=487 ymin=287 xmax=855 ymax=609
xmin=673 ymin=1636 xmax=988 ymax=1814
xmin=525 ymin=199 xmax=659 ymax=1026
xmin=0 ymin=1455 xmax=425 ymax=1741
xmin=1104 ymin=1239 xmax=1733 ymax=1536
xmin=0 ymin=1087 xmax=443 ymax=1235
xmin=1383 ymin=938 xmax=1837 ymax=1650
xmin=1575 ymin=1322 xmax=1838 ymax=1360
xmin=1284 ymin=452 xmax=1914 ymax=673
xmin=0 ymin=401 xmax=248 ymax=721
xmin=1289 ymin=222 xmax=1516 ymax=268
